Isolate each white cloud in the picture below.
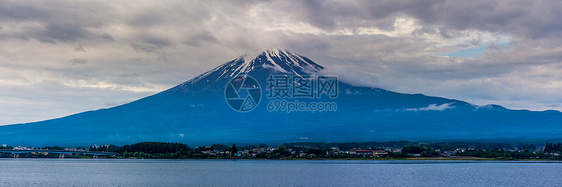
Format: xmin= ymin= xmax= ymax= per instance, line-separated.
xmin=404 ymin=103 xmax=456 ymax=111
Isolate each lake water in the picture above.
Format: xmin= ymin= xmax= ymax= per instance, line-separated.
xmin=0 ymin=159 xmax=561 ymax=186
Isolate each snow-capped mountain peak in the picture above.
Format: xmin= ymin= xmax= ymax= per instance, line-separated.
xmin=226 ymin=47 xmax=324 ymax=77
xmin=175 ymin=48 xmax=325 ymax=92
xmin=259 ymin=47 xmax=323 ymax=75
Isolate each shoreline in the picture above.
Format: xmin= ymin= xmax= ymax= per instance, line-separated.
xmin=3 ymin=157 xmax=562 ymax=162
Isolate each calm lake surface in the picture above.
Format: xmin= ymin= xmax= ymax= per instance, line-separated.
xmin=0 ymin=159 xmax=561 ymax=186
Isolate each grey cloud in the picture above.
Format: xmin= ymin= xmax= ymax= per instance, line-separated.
xmin=42 ymin=24 xmax=89 ymax=43
xmin=0 ymin=1 xmax=54 ymax=21
xmin=487 ymin=43 xmax=510 ymax=52
xmin=1 ymin=24 xmax=113 ymax=44
xmin=8 ymin=23 xmax=94 ymax=44
xmin=128 ymin=11 xmax=168 ymax=28
xmin=157 ymin=56 xmax=168 ymax=63
xmin=268 ymin=0 xmax=562 ymax=40
xmin=274 ymin=0 xmax=396 ymax=31
xmin=0 ymin=1 xmax=114 ymax=43
xmin=184 ymin=30 xmax=219 ymax=47
xmin=130 ymin=37 xmax=171 ymax=53
xmin=412 ymin=26 xmax=438 ymax=36
xmin=75 ymin=45 xmax=85 ymax=52
xmin=70 ymin=58 xmax=86 ymax=65
xmin=392 ymin=0 xmax=561 ymax=39
xmin=128 ymin=58 xmax=144 ymax=63
xmin=101 ymin=33 xmax=114 ymax=41
xmin=119 ymin=71 xmax=163 ymax=79
xmin=0 ymin=1 xmax=112 ymax=26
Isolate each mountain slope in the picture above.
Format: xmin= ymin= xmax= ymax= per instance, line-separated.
xmin=1 ymin=48 xmax=561 ymax=146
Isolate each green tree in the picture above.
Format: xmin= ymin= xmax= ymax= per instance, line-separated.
xmin=402 ymin=145 xmax=423 ymax=154
xmin=273 ymin=145 xmax=290 ymax=157
xmin=231 ymin=144 xmax=237 ymax=157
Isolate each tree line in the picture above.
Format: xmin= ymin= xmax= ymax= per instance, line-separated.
xmin=545 ymin=142 xmax=562 ymax=153
xmin=2 ymin=141 xmax=561 ymax=159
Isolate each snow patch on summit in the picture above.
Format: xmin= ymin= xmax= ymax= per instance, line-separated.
xmin=175 ymin=48 xmax=326 ymax=91
xmin=260 ymin=47 xmax=323 ymax=76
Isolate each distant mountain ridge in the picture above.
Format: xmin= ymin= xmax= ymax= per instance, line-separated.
xmin=1 ymin=48 xmax=561 ymax=146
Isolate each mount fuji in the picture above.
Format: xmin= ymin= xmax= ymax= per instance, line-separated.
xmin=1 ymin=48 xmax=562 ymax=146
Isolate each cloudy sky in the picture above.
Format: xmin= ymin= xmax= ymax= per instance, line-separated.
xmin=1 ymin=0 xmax=562 ymax=125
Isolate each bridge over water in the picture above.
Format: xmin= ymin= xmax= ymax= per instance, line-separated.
xmin=0 ymin=150 xmax=118 ymax=158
